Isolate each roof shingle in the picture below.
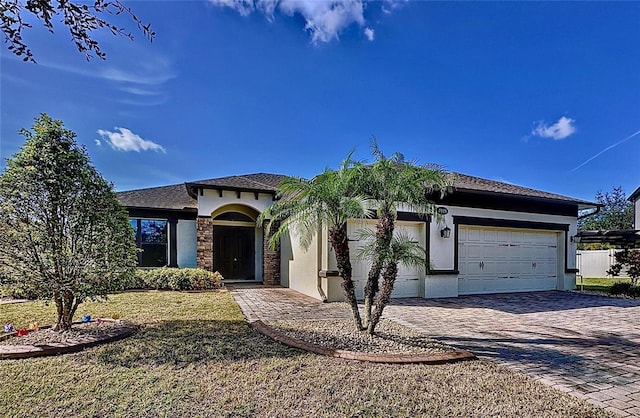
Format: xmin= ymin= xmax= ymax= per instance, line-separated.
xmin=117 ymin=171 xmax=595 ymax=211
xmin=187 ymin=173 xmax=286 ymax=192
xmin=117 ymin=183 xmax=196 ymax=211
xmin=449 ymin=172 xmax=595 ymax=205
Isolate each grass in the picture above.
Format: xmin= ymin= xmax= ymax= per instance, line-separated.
xmin=1 ymin=291 xmax=611 ymax=417
xmin=575 ymin=277 xmax=631 ymax=292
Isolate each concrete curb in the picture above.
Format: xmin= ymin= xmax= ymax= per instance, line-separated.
xmin=249 ymin=320 xmax=476 ymax=364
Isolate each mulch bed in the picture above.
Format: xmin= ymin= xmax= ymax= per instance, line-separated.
xmin=0 ymin=319 xmax=136 ymax=359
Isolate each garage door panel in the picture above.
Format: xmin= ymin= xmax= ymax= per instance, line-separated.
xmin=459 ymin=226 xmax=559 ymax=295
xmin=497 ymin=230 xmax=510 ymax=243
xmin=392 ymin=277 xmax=420 ymax=298
xmin=495 ymin=261 xmax=510 ymax=275
xmin=466 ymin=228 xmax=483 ymax=242
xmin=466 ymin=244 xmax=485 ymax=259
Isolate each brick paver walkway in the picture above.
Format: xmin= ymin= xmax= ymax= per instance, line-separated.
xmin=230 ymin=286 xmax=640 ymax=417
xmin=231 ymin=286 xmax=353 ymax=322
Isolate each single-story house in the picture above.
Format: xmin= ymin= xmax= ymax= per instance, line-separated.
xmin=117 ymin=172 xmax=596 ymax=300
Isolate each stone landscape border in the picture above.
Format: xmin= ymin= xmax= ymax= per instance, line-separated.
xmin=250 ymin=320 xmax=476 ymax=364
xmin=0 ymin=320 xmax=136 ymax=360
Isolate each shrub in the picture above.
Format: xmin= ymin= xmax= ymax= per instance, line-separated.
xmin=610 ymin=282 xmax=633 ymax=295
xmin=133 ymin=268 xmax=223 ymax=291
xmin=609 ymin=281 xmax=640 ymax=298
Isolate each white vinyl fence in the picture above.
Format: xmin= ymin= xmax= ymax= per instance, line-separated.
xmin=576 ymin=249 xmax=629 ymax=278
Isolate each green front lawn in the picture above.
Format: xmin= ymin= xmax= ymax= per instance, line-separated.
xmin=575 ymin=277 xmax=631 ymax=292
xmin=1 ymin=291 xmax=609 ymax=417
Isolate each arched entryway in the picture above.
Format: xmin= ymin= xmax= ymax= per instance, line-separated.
xmin=212 ymin=206 xmax=261 ymax=281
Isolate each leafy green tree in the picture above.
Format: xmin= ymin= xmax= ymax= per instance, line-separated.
xmin=608 ymin=250 xmax=640 ymax=286
xmin=357 ymin=141 xmax=449 ymax=334
xmin=579 ymin=186 xmax=634 ymax=231
xmin=260 ymin=155 xmax=370 ymax=330
xmin=0 ymin=114 xmax=137 ymax=330
xmin=1 ymin=0 xmax=154 ymax=62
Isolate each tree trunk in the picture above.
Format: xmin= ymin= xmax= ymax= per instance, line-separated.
xmin=363 ymin=212 xmax=394 ymax=328
xmin=363 ymin=258 xmax=381 ymax=328
xmin=53 ymin=289 xmax=77 ymax=331
xmin=328 ymin=224 xmax=363 ymax=331
xmin=367 ymin=260 xmax=398 ymax=334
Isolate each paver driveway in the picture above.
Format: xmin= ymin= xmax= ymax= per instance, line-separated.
xmin=232 ymin=287 xmax=640 ymax=417
xmin=386 ymin=291 xmax=640 ymax=417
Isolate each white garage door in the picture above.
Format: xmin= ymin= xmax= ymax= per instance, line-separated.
xmin=458 ymin=226 xmax=558 ymax=295
xmin=348 ymin=221 xmax=424 ymax=299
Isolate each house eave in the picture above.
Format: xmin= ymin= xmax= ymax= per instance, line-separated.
xmin=185 ymin=182 xmax=278 ymax=197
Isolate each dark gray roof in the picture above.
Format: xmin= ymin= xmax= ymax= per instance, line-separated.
xmin=449 ymin=172 xmax=595 ymax=206
xmin=117 ymin=183 xmax=197 ymax=211
xmin=187 ymin=173 xmax=286 ymax=192
xmin=629 ymin=186 xmax=640 ymax=202
xmin=117 ymin=171 xmax=595 ymax=211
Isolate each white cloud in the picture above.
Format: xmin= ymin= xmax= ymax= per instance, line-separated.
xmin=210 ymin=0 xmax=255 ymax=16
xmin=96 ymin=128 xmax=166 ymax=153
xmin=532 ymin=116 xmax=576 ymax=140
xmin=210 ymin=0 xmax=380 ymax=43
xmin=382 ymin=0 xmax=406 ymax=14
xmin=364 ymin=27 xmax=375 ymax=41
xmin=95 ymin=139 xmax=102 ymax=146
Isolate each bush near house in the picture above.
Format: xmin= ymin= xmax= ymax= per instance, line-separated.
xmin=133 ymin=268 xmax=223 ymax=291
xmin=2 ymin=269 xmax=222 ymax=298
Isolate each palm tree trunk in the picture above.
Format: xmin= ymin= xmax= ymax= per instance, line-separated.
xmin=364 ymin=212 xmax=394 ymax=327
xmin=328 ymin=224 xmax=363 ymax=331
xmin=368 ymin=260 xmax=398 ymax=334
xmin=363 ymin=258 xmax=381 ymax=327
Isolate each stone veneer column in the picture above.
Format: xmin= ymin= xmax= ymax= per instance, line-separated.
xmin=262 ymin=220 xmax=281 ymax=286
xmin=197 ymin=217 xmax=214 ymax=272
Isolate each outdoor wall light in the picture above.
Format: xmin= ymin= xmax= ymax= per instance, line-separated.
xmin=440 ymin=226 xmax=451 ymax=239
xmin=570 ymin=235 xmax=581 ymax=243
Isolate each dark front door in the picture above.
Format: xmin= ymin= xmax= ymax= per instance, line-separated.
xmin=213 ymin=225 xmax=255 ymax=280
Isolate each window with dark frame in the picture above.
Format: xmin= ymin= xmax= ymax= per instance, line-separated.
xmin=130 ymin=219 xmax=168 ymax=267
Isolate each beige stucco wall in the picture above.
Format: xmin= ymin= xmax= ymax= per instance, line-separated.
xmin=635 ymin=199 xmax=640 ymax=230
xmin=285 ymin=227 xmax=321 ymax=299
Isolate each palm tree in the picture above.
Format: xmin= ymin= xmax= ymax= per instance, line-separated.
xmin=357 ymin=139 xmax=450 ymax=331
xmin=365 ymin=232 xmax=429 ymax=333
xmin=260 ymin=154 xmax=369 ymax=330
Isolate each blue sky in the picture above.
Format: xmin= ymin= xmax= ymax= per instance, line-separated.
xmin=1 ymin=1 xmax=639 ymax=202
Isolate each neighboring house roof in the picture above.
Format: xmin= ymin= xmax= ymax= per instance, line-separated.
xmin=117 ymin=171 xmax=595 ymax=212
xmin=629 ymin=186 xmax=640 ymax=202
xmin=117 ymin=183 xmax=197 ymax=211
xmin=449 ymin=172 xmax=596 ymax=206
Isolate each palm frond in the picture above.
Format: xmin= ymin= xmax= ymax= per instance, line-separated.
xmin=355 ymin=229 xmax=427 ymax=270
